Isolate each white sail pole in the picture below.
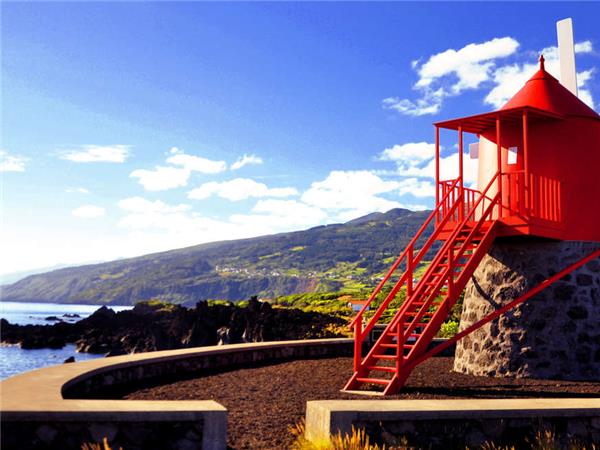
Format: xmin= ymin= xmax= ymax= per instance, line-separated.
xmin=556 ymin=18 xmax=578 ymax=97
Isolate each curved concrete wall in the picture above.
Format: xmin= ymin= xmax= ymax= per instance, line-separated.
xmin=0 ymin=338 xmax=353 ymax=450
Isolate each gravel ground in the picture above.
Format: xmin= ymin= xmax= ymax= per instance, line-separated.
xmin=124 ymin=357 xmax=600 ymax=450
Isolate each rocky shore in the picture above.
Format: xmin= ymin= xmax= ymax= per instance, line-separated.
xmin=0 ymin=298 xmax=347 ymax=356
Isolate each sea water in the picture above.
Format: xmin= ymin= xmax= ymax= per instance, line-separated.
xmin=0 ymin=301 xmax=132 ymax=380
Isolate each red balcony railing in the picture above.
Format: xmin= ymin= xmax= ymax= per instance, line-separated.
xmin=501 ymin=171 xmax=562 ymax=223
xmin=438 ymin=171 xmax=562 ymax=225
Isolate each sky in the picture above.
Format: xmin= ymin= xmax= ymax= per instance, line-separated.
xmin=1 ymin=2 xmax=599 ymax=279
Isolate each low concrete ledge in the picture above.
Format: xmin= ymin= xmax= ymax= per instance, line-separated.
xmin=1 ymin=338 xmax=352 ymax=449
xmin=306 ymin=399 xmax=600 ymax=448
xmin=2 ymin=401 xmax=226 ymax=450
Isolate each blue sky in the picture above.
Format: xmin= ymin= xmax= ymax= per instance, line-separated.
xmin=2 ymin=2 xmax=599 ymax=278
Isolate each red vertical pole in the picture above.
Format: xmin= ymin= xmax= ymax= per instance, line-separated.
xmin=458 ymin=125 xmax=464 ymax=221
xmin=395 ymin=319 xmax=402 ymax=375
xmin=435 ymin=126 xmax=440 ymax=225
xmin=353 ymin=321 xmax=361 ymax=371
xmin=407 ymin=246 xmax=413 ymax=297
xmin=522 ymin=110 xmax=529 ymax=218
xmin=447 ymin=246 xmax=454 ymax=298
xmin=496 ymin=116 xmax=502 ymax=218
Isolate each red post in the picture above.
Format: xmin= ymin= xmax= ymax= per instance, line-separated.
xmin=496 ymin=116 xmax=502 ymax=218
xmin=447 ymin=246 xmax=454 ymax=298
xmin=396 ymin=320 xmax=402 ymax=375
xmin=407 ymin=246 xmax=413 ymax=297
xmin=522 ymin=110 xmax=529 ymax=217
xmin=458 ymin=125 xmax=464 ymax=221
xmin=353 ymin=321 xmax=361 ymax=371
xmin=435 ymin=126 xmax=440 ymax=225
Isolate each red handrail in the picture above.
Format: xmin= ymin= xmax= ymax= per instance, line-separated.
xmin=348 ymin=178 xmax=461 ymax=329
xmin=355 ymin=174 xmax=501 ymax=373
xmin=387 ymin=173 xmax=500 ymax=346
xmin=394 ymin=189 xmax=501 ymax=348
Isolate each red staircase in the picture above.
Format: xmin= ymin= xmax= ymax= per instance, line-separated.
xmin=344 ymin=174 xmax=502 ymax=395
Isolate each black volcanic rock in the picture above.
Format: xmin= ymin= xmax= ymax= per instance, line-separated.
xmin=0 ymin=300 xmax=346 ymax=355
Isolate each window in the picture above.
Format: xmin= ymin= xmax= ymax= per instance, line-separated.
xmin=469 ymin=142 xmax=479 ymax=159
xmin=508 ymin=146 xmax=518 ymax=165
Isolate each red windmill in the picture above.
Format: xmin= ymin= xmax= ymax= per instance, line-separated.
xmin=344 ymin=49 xmax=600 ymax=395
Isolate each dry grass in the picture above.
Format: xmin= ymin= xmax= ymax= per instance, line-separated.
xmin=291 ymin=422 xmax=599 ymax=450
xmin=81 ymin=437 xmax=122 ymax=450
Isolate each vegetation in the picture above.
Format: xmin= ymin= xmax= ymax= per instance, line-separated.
xmin=271 ymin=287 xmax=461 ymax=338
xmin=290 ymin=423 xmax=598 ymax=450
xmin=290 ymin=420 xmax=388 ymax=450
xmin=438 ymin=320 xmax=460 ymax=338
xmin=81 ymin=438 xmax=120 ymax=450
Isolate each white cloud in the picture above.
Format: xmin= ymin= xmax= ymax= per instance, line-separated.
xmin=166 ymin=147 xmax=227 ymax=174
xmin=574 ymin=40 xmax=593 ymax=54
xmin=188 ymin=178 xmax=298 ymax=202
xmin=382 ymin=88 xmax=445 ymax=117
xmin=116 ymin=196 xmax=320 ymax=247
xmin=378 ymin=142 xmax=436 ymax=167
xmin=60 ymin=145 xmax=130 ymax=163
xmin=66 ymin=187 xmax=90 ymax=194
xmin=485 ymin=62 xmax=534 ymax=109
xmin=385 ymin=37 xmax=519 ymax=116
xmin=381 ymin=140 xmax=478 ymax=189
xmin=117 ymin=197 xmax=201 ymax=231
xmin=385 ymin=36 xmax=596 ymax=116
xmin=72 ymin=205 xmax=105 ymax=218
xmin=230 ymin=199 xmax=328 ymax=231
xmin=0 ymin=150 xmax=28 ymax=172
xmin=118 ymin=196 xmax=190 ymax=214
xmin=485 ymin=41 xmax=595 ymax=109
xmin=130 ymin=147 xmax=228 ymax=191
xmin=397 ymin=178 xmax=436 ymax=197
xmin=130 ymin=166 xmax=191 ymax=191
xmin=402 ymin=151 xmax=478 ymax=186
xmin=301 ymin=171 xmax=402 ymax=214
xmin=415 ymin=37 xmax=520 ymax=92
xmin=231 ymin=154 xmax=263 ymax=170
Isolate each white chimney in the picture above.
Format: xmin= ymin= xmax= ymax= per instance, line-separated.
xmin=556 ymin=18 xmax=578 ymax=97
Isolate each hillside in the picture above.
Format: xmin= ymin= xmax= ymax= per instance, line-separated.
xmin=1 ymin=208 xmax=435 ymax=305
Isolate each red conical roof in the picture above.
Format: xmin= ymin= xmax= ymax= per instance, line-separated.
xmin=501 ymin=55 xmax=599 ymax=119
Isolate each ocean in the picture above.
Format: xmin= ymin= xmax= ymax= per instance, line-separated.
xmin=0 ymin=301 xmax=131 ymax=380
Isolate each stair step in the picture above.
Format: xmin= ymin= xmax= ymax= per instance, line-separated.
xmin=379 ymin=343 xmax=398 ymax=348
xmin=366 ymin=365 xmax=396 ymax=373
xmin=372 ymin=354 xmax=397 ymax=360
xmin=437 ymin=263 xmax=465 ymax=269
xmin=356 ymin=377 xmax=390 ymax=386
xmin=411 ymin=302 xmax=439 ymax=307
xmin=378 ymin=343 xmax=414 ymax=351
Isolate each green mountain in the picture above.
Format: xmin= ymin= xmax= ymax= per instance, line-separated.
xmin=1 ymin=208 xmax=435 ymax=305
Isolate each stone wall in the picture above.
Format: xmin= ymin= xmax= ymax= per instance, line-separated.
xmin=360 ymin=416 xmax=600 ymax=448
xmin=2 ymin=419 xmax=205 ymax=450
xmin=305 ymin=398 xmax=600 ymax=449
xmin=63 ymin=339 xmax=353 ymax=398
xmin=1 ymin=338 xmax=351 ymax=450
xmin=454 ymin=239 xmax=600 ymax=380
